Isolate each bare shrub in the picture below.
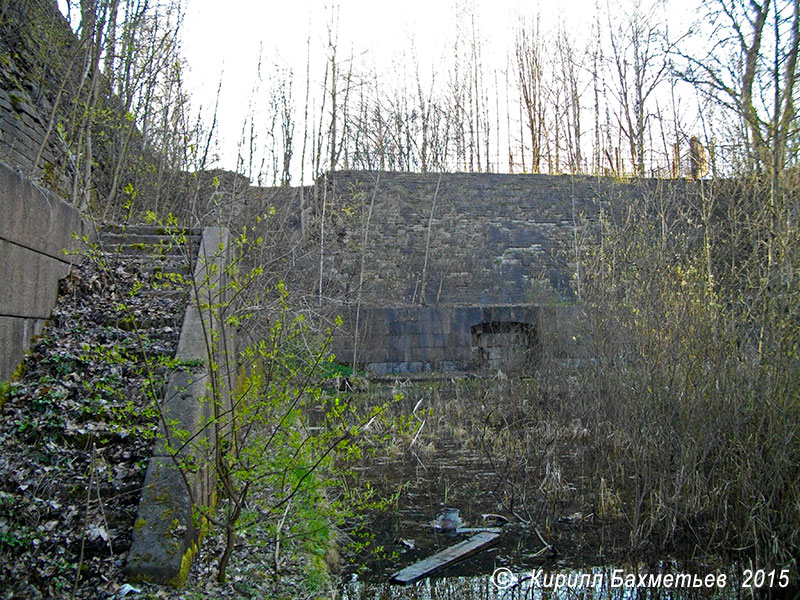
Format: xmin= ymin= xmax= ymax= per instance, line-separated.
xmin=579 ymin=176 xmax=800 ymax=564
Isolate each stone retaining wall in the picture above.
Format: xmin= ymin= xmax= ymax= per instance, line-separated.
xmin=0 ymin=0 xmax=79 ymax=195
xmin=0 ymin=161 xmax=89 ymax=381
xmin=315 ymin=171 xmax=698 ymax=374
xmin=334 ymin=304 xmax=592 ymax=375
xmin=320 ymin=171 xmax=701 ymax=306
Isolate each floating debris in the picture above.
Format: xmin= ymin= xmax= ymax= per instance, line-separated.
xmin=432 ymin=507 xmax=463 ymax=532
xmin=389 ymin=531 xmax=502 ymax=585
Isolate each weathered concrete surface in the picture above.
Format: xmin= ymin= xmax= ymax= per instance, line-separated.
xmin=335 ymin=304 xmax=547 ymax=375
xmin=267 ymin=171 xmax=699 ymax=374
xmin=126 ymin=226 xmax=236 ymax=586
xmin=0 ymin=161 xmax=90 ymax=381
xmin=0 ymin=316 xmax=46 ymax=378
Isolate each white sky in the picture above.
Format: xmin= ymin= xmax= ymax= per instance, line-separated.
xmin=179 ymin=0 xmax=701 ymax=174
xmin=180 ymin=0 xmax=537 ymax=169
xmin=52 ymin=0 xmax=705 ymax=176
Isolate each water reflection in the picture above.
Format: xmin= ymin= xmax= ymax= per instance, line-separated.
xmin=342 ymin=574 xmax=508 ymax=600
xmin=341 ymin=385 xmax=795 ymax=599
xmin=341 ymin=566 xmax=756 ymax=599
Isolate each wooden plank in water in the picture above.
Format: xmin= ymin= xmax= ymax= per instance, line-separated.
xmin=389 ymin=531 xmax=501 ymax=585
xmin=454 ymin=527 xmax=502 ymax=535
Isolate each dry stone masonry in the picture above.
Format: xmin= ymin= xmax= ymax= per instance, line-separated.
xmin=0 ymin=0 xmax=80 ymax=195
xmin=316 ymin=171 xmax=700 ymax=375
xmin=326 ymin=171 xmax=607 ymax=305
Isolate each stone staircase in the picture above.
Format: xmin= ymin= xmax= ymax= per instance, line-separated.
xmin=120 ymin=225 xmax=235 ymax=585
xmin=97 ymin=224 xmax=202 ymax=279
xmin=93 ymin=224 xmax=202 ymax=331
xmin=91 ymin=224 xmax=236 ymax=585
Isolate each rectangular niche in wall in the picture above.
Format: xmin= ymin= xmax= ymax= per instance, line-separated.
xmin=470 ymin=321 xmax=539 ymax=374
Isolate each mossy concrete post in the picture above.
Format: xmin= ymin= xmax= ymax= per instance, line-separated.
xmin=126 ymin=226 xmax=235 ymax=586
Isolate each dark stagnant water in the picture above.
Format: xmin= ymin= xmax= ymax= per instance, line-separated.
xmin=336 ymin=384 xmax=795 ymax=599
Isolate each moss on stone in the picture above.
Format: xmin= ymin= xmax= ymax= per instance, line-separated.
xmin=0 ymin=381 xmax=10 ymax=409
xmin=168 ymin=502 xmax=213 ymax=588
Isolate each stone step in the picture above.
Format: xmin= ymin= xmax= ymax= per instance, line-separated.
xmin=99 ymin=240 xmax=198 ymax=258
xmin=98 ymin=231 xmax=201 ymax=246
xmin=98 ymin=231 xmax=201 ymax=253
xmin=99 ymin=254 xmax=194 ymax=278
xmin=100 ymin=224 xmax=201 ymax=237
xmin=132 ymin=288 xmax=187 ymax=302
xmin=99 ymin=256 xmax=194 ymax=271
xmin=98 ymin=226 xmax=202 ymax=273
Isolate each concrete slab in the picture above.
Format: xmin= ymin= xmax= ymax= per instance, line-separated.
xmin=0 ymin=161 xmax=88 ymax=262
xmin=127 ymin=226 xmax=235 ymax=586
xmin=0 ymin=316 xmax=45 ymax=380
xmin=0 ymin=239 xmax=68 ymax=318
xmin=0 ymin=162 xmax=91 ymax=381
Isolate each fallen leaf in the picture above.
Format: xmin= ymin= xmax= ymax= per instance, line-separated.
xmin=88 ymin=523 xmax=110 ymax=542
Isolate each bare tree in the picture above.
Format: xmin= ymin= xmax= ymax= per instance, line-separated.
xmin=515 ymin=15 xmax=546 ymax=173
xmin=607 ymin=0 xmax=671 ymax=176
xmin=555 ymin=23 xmax=586 ymax=173
xmin=592 ymin=11 xmax=604 ymax=173
xmin=279 ymin=69 xmax=295 ymax=186
xmin=678 ymin=0 xmax=800 ymax=175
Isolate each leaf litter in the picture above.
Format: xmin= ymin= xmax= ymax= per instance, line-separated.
xmin=0 ymin=253 xmax=188 ymax=599
xmin=0 ymin=246 xmax=343 ymax=600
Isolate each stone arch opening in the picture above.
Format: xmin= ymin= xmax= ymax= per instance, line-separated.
xmin=470 ymin=321 xmax=539 ymax=373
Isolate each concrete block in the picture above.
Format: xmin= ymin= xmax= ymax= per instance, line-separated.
xmin=405 ymin=319 xmax=422 ymax=335
xmin=0 ymin=164 xmax=92 ymax=381
xmin=152 ymin=369 xmax=214 ymax=458
xmin=361 ymin=316 xmax=390 ymax=337
xmin=385 ymin=313 xmax=405 ymax=335
xmin=447 ymin=330 xmax=473 ymax=348
xmin=427 ymin=316 xmax=451 ymax=335
xmin=461 ymin=306 xmax=484 ymax=327
xmin=446 ymin=345 xmax=474 ymax=363
xmin=0 ymin=316 xmax=44 ymax=380
xmin=417 ymin=333 xmax=446 ymax=348
xmin=332 ymin=345 xmax=354 ymax=365
xmin=0 ymin=240 xmax=68 ymax=318
xmin=125 ymin=455 xmax=207 ymax=586
xmin=0 ymin=161 xmax=88 ymax=261
xmin=127 ymin=226 xmax=235 ymax=585
xmin=354 ymin=339 xmax=389 ymax=364
xmin=386 ymin=335 xmax=410 ymax=354
xmin=366 ymin=362 xmax=393 ymax=376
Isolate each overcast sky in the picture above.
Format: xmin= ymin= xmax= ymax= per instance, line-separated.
xmin=52 ymin=0 xmax=706 ymax=176
xmin=179 ymin=0 xmax=702 ymax=173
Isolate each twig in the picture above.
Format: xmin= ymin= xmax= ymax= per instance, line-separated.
xmin=94 ymin=455 xmax=114 ymax=556
xmin=531 ymin=525 xmax=553 ymax=556
xmin=72 ymin=443 xmax=96 ymax=599
xmin=408 ymin=419 xmax=426 ymax=449
xmin=273 ymin=498 xmax=293 ymax=573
